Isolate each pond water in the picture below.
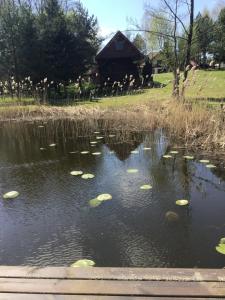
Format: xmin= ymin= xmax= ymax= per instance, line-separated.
xmin=0 ymin=120 xmax=225 ymax=268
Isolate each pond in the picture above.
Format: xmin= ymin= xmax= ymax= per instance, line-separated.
xmin=0 ymin=120 xmax=224 ymax=268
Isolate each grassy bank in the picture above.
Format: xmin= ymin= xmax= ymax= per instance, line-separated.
xmin=0 ymin=70 xmax=224 ymax=151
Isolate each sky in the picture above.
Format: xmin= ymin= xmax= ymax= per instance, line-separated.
xmin=81 ymin=0 xmax=223 ymax=37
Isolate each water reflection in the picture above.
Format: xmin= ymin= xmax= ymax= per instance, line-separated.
xmin=0 ymin=120 xmax=224 ymax=267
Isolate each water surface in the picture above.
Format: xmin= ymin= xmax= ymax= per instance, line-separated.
xmin=0 ymin=120 xmax=224 ymax=268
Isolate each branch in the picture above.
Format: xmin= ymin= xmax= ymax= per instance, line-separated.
xmin=125 ymin=28 xmax=188 ymax=41
xmin=163 ymin=0 xmax=189 ymax=35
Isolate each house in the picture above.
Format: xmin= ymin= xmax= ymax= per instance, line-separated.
xmin=148 ymin=52 xmax=166 ymax=74
xmin=96 ymin=31 xmax=144 ymax=85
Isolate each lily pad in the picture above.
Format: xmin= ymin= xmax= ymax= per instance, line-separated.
xmin=38 ymin=125 xmax=44 ymax=128
xmin=40 ymin=148 xmax=46 ymax=151
xmin=170 ymin=151 xmax=179 ymax=154
xmin=199 ymin=159 xmax=210 ymax=163
xmin=131 ymin=150 xmax=139 ymax=154
xmin=165 ymin=211 xmax=179 ymax=222
xmin=70 ymin=171 xmax=83 ymax=176
xmin=216 ymin=243 xmax=225 ymax=255
xmin=69 ymin=151 xmax=77 ymax=154
xmin=183 ymin=155 xmax=194 ymax=160
xmin=140 ymin=184 xmax=152 ymax=190
xmin=81 ymin=151 xmax=89 ymax=154
xmin=163 ymin=155 xmax=172 ymax=158
xmin=81 ymin=173 xmax=95 ymax=179
xmin=127 ymin=169 xmax=139 ymax=173
xmin=94 ymin=131 xmax=100 ymax=134
xmin=89 ymin=198 xmax=102 ymax=208
xmin=49 ymin=143 xmax=56 ymax=147
xmin=3 ymin=191 xmax=19 ymax=199
xmin=90 ymin=141 xmax=98 ymax=144
xmin=71 ymin=259 xmax=95 ymax=267
xmin=92 ymin=152 xmax=101 ymax=156
xmin=96 ymin=136 xmax=104 ymax=140
xmin=143 ymin=147 xmax=151 ymax=150
xmin=97 ymin=194 xmax=112 ymax=201
xmin=109 ymin=151 xmax=115 ymax=154
xmin=220 ymin=237 xmax=225 ymax=244
xmin=109 ymin=134 xmax=115 ymax=138
xmin=206 ymin=164 xmax=216 ymax=168
xmin=175 ymin=199 xmax=189 ymax=206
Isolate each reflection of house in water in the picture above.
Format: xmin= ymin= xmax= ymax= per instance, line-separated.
xmin=96 ymin=31 xmax=144 ymax=85
xmin=106 ymin=139 xmax=142 ymax=161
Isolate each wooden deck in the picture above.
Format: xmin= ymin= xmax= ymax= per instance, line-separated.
xmin=0 ymin=266 xmax=224 ymax=299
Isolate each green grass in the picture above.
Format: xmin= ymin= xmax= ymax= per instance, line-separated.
xmin=0 ymin=70 xmax=224 ymax=109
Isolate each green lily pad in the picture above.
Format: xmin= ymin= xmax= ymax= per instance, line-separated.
xmin=90 ymin=141 xmax=98 ymax=144
xmin=109 ymin=134 xmax=115 ymax=137
xmin=206 ymin=164 xmax=216 ymax=168
xmin=97 ymin=194 xmax=112 ymax=201
xmin=175 ymin=199 xmax=189 ymax=206
xmin=127 ymin=169 xmax=139 ymax=173
xmin=89 ymin=198 xmax=102 ymax=207
xmin=81 ymin=151 xmax=89 ymax=154
xmin=96 ymin=136 xmax=104 ymax=140
xmin=3 ymin=191 xmax=19 ymax=199
xmin=140 ymin=184 xmax=152 ymax=190
xmin=143 ymin=147 xmax=151 ymax=150
xmin=81 ymin=173 xmax=95 ymax=179
xmin=92 ymin=152 xmax=101 ymax=156
xmin=170 ymin=151 xmax=179 ymax=154
xmin=199 ymin=159 xmax=210 ymax=163
xmin=165 ymin=211 xmax=179 ymax=222
xmin=163 ymin=155 xmax=172 ymax=158
xmin=183 ymin=155 xmax=194 ymax=160
xmin=70 ymin=171 xmax=83 ymax=176
xmin=94 ymin=131 xmax=100 ymax=134
xmin=71 ymin=259 xmax=95 ymax=267
xmin=131 ymin=150 xmax=139 ymax=154
xmin=215 ymin=244 xmax=225 ymax=255
xmin=219 ymin=237 xmax=225 ymax=244
xmin=49 ymin=143 xmax=56 ymax=147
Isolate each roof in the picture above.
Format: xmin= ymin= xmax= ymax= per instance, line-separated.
xmin=96 ymin=31 xmax=144 ymax=61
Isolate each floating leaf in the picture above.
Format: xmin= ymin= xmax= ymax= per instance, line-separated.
xmin=131 ymin=150 xmax=139 ymax=154
xmin=109 ymin=134 xmax=115 ymax=138
xmin=109 ymin=151 xmax=115 ymax=154
xmin=206 ymin=164 xmax=216 ymax=168
xmin=143 ymin=147 xmax=151 ymax=150
xmin=38 ymin=125 xmax=44 ymax=128
xmin=96 ymin=136 xmax=104 ymax=140
xmin=92 ymin=152 xmax=101 ymax=156
xmin=183 ymin=155 xmax=194 ymax=160
xmin=49 ymin=143 xmax=56 ymax=147
xmin=220 ymin=237 xmax=225 ymax=244
xmin=40 ymin=148 xmax=46 ymax=151
xmin=97 ymin=194 xmax=112 ymax=201
xmin=3 ymin=191 xmax=19 ymax=199
xmin=199 ymin=159 xmax=210 ymax=163
xmin=175 ymin=199 xmax=189 ymax=206
xmin=170 ymin=151 xmax=179 ymax=154
xmin=71 ymin=259 xmax=95 ymax=267
xmin=94 ymin=131 xmax=100 ymax=134
xmin=69 ymin=151 xmax=77 ymax=154
xmin=81 ymin=151 xmax=89 ymax=154
xmin=81 ymin=174 xmax=95 ymax=179
xmin=90 ymin=141 xmax=98 ymax=144
xmin=165 ymin=211 xmax=179 ymax=222
xmin=89 ymin=198 xmax=102 ymax=208
xmin=127 ymin=169 xmax=139 ymax=173
xmin=140 ymin=184 xmax=152 ymax=190
xmin=215 ymin=244 xmax=225 ymax=255
xmin=163 ymin=155 xmax=172 ymax=158
xmin=70 ymin=171 xmax=83 ymax=176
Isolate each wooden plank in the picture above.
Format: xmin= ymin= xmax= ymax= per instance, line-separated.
xmin=0 ymin=278 xmax=225 ymax=296
xmin=0 ymin=295 xmax=220 ymax=300
xmin=0 ymin=266 xmax=224 ymax=282
xmin=2 ymin=296 xmax=221 ymax=300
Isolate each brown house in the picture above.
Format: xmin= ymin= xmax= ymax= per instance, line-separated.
xmin=96 ymin=31 xmax=144 ymax=85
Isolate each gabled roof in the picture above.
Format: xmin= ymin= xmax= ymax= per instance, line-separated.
xmin=96 ymin=31 xmax=144 ymax=61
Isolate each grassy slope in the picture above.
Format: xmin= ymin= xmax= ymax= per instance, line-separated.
xmin=0 ymin=70 xmax=224 ymax=108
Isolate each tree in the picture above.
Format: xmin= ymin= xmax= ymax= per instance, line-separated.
xmin=212 ymin=8 xmax=225 ymax=67
xmin=132 ymin=33 xmax=147 ymax=54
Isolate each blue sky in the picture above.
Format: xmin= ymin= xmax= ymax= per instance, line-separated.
xmin=81 ymin=0 xmax=222 ymax=37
